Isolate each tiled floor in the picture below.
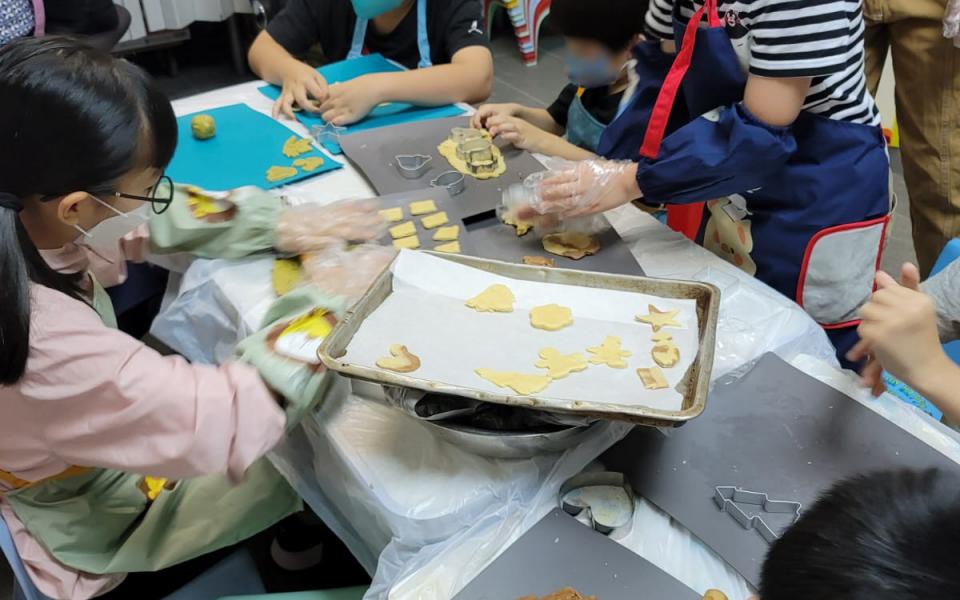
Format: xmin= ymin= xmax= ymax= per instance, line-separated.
xmin=0 ymin=20 xmax=918 ymax=600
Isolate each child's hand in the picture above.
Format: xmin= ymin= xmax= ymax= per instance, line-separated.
xmin=272 ymin=61 xmax=329 ymax=120
xmin=485 ymin=114 xmax=546 ymax=153
xmin=317 ymin=75 xmax=384 ymax=126
xmin=471 ymin=103 xmax=523 ymax=129
xmin=848 ymin=264 xmax=949 ymax=395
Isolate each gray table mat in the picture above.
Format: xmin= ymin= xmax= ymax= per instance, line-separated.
xmin=454 ymin=508 xmax=700 ymax=600
xmin=376 ymin=187 xmax=476 ymax=255
xmin=601 ymin=353 xmax=960 ymax=587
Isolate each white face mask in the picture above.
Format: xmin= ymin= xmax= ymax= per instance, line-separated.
xmin=73 ymin=196 xmax=150 ymax=246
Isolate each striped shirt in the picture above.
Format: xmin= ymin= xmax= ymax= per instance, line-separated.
xmin=645 ymin=0 xmax=881 ymax=126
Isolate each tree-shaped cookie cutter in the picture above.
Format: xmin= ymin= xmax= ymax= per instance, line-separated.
xmin=394 ymin=154 xmax=433 ymax=179
xmin=713 ymin=486 xmax=802 ymax=544
xmin=430 ymin=170 xmax=466 ymax=196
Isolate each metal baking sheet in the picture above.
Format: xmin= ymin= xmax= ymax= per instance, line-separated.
xmin=601 ymin=353 xmax=960 ymax=587
xmin=319 ymin=252 xmax=720 ymax=426
xmin=341 ymin=115 xmax=545 ymax=215
xmin=454 ymin=508 xmax=699 ymax=599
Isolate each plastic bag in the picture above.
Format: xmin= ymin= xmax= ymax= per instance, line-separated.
xmin=301 ymin=244 xmax=396 ymax=304
xmin=275 ymin=198 xmax=385 ymax=254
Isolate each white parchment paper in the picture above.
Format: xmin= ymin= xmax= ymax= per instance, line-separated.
xmin=343 ymin=251 xmax=699 ymax=411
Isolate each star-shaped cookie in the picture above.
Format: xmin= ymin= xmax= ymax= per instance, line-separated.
xmin=635 ymin=304 xmax=681 ymax=332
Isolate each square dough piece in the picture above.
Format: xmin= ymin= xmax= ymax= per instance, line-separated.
xmin=434 ymin=241 xmax=461 ymax=253
xmin=409 ymin=199 xmax=437 ymax=215
xmin=393 ymin=234 xmax=421 ymax=250
xmin=389 ymin=221 xmax=416 ymax=239
xmin=433 ymin=225 xmax=460 ymax=241
xmin=421 ymin=212 xmax=449 ymax=229
xmin=379 ymin=207 xmax=404 ymax=222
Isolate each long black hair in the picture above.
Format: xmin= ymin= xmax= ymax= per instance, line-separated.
xmin=0 ymin=37 xmax=177 ymax=385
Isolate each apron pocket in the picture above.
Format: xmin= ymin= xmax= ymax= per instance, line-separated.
xmin=797 ymin=216 xmax=889 ymax=327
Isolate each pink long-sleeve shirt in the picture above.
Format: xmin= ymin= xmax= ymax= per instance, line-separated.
xmin=0 ymin=232 xmax=286 ymax=599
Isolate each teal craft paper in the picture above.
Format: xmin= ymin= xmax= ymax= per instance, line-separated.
xmin=257 ymin=54 xmax=465 ymax=153
xmin=167 ymin=103 xmax=342 ymax=191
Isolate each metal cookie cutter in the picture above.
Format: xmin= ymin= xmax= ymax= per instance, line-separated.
xmin=559 ymin=472 xmax=635 ymax=538
xmin=310 ymin=122 xmax=347 ymax=153
xmin=713 ymin=486 xmax=802 ymax=544
xmin=430 ymin=170 xmax=466 ymax=196
xmin=394 ymin=154 xmax=433 ymax=179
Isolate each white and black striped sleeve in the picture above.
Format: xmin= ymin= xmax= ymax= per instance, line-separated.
xmin=645 ymin=0 xmax=676 ymax=40
xmin=749 ymin=0 xmax=854 ymax=78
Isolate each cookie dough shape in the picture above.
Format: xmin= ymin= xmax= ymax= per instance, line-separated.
xmin=652 ymin=342 xmax=681 ymax=368
xmin=266 ymin=165 xmax=298 ymax=182
xmin=421 ymin=212 xmax=449 ymax=229
xmin=272 ymin=258 xmax=302 ymax=296
xmin=283 ymin=136 xmax=313 ymax=158
xmin=587 ymin=336 xmax=632 ymax=368
xmin=293 ymin=156 xmax=325 ymax=172
xmin=376 ymin=344 xmax=421 ymax=373
xmin=437 ymin=128 xmax=506 ymax=179
xmin=535 ymin=348 xmax=588 ymax=379
xmin=433 ymin=241 xmax=461 ymax=253
xmin=409 ymin=199 xmax=437 ymax=215
xmin=466 ymin=284 xmax=515 ymax=313
xmin=523 ymin=256 xmax=555 ymax=267
xmin=379 ymin=207 xmax=404 ymax=222
xmin=702 ymin=591 xmax=728 ymax=600
xmin=542 ymin=232 xmax=600 ymax=260
xmin=475 ymin=368 xmax=552 ymax=395
xmin=433 ymin=225 xmax=460 ymax=241
xmin=393 ymin=235 xmax=420 ymax=250
xmin=503 ymin=212 xmax=533 ymax=236
xmin=637 ymin=366 xmax=670 ymax=390
xmin=530 ymin=304 xmax=573 ymax=331
xmin=389 ymin=221 xmax=416 ymax=239
xmin=635 ymin=304 xmax=681 ymax=332
xmin=190 ymin=114 xmax=216 ymax=140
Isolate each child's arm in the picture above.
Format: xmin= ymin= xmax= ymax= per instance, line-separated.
xmin=248 ymin=30 xmax=330 ymax=120
xmin=922 ymin=258 xmax=960 ymax=343
xmin=471 ymin=103 xmax=564 ymax=134
xmin=485 ymin=113 xmax=595 ymax=161
xmin=848 ymin=264 xmax=960 ymax=423
xmin=317 ymin=46 xmax=493 ymax=125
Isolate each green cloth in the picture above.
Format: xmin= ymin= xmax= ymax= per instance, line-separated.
xmin=149 ymin=185 xmax=281 ymax=259
xmin=219 ymin=588 xmax=368 ymax=600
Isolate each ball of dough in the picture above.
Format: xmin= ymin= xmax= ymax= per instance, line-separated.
xmin=191 ymin=114 xmax=216 ymax=140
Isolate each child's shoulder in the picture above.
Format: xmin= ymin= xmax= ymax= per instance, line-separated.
xmin=29 ymin=284 xmax=103 ymax=337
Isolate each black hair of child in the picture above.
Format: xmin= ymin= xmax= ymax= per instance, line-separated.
xmin=760 ymin=468 xmax=960 ymax=599
xmin=0 ymin=37 xmax=177 ymax=385
xmin=550 ymin=0 xmax=650 ymax=52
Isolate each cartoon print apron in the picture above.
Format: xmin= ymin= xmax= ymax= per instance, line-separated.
xmin=565 ymin=88 xmax=607 ymax=153
xmin=347 ymin=0 xmax=433 ymax=68
xmin=605 ymin=0 xmax=891 ymax=359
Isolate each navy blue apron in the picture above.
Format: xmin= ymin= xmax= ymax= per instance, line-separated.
xmin=609 ymin=0 xmax=890 ymax=362
xmin=565 ymin=88 xmax=606 ymax=153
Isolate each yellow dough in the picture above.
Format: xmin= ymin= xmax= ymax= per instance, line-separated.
xmin=421 ymin=212 xmax=449 ymax=229
xmin=465 ymin=284 xmax=515 ymax=313
xmin=535 ymin=348 xmax=588 ymax=379
xmin=523 ymin=256 xmax=555 ymax=267
xmin=433 ymin=225 xmax=460 ymax=241
xmin=293 ymin=156 xmax=325 ymax=171
xmin=542 ymin=232 xmax=600 ymax=260
xmin=587 ymin=336 xmax=632 ymax=368
xmin=190 ymin=114 xmax=216 ymax=140
xmin=283 ymin=136 xmax=313 ymax=158
xmin=409 ymin=199 xmax=437 ymax=215
xmin=635 ymin=304 xmax=681 ymax=332
xmin=475 ymin=368 xmax=552 ymax=395
xmin=530 ymin=304 xmax=573 ymax=331
xmin=272 ymin=258 xmax=302 ymax=296
xmin=376 ymin=344 xmax=421 ymax=373
xmin=503 ymin=212 xmax=533 ymax=236
xmin=651 ymin=331 xmax=674 ymax=343
xmin=433 ymin=241 xmax=461 ymax=253
xmin=652 ymin=342 xmax=681 ymax=368
xmin=702 ymin=590 xmax=728 ymax=600
xmin=437 ymin=128 xmax=506 ymax=180
xmin=393 ymin=235 xmax=420 ymax=250
xmin=637 ymin=366 xmax=670 ymax=390
xmin=389 ymin=221 xmax=416 ymax=239
xmin=266 ymin=165 xmax=298 ymax=182
xmin=379 ymin=207 xmax=404 ymax=222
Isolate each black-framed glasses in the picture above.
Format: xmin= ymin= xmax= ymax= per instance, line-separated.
xmin=114 ymin=175 xmax=174 ymax=215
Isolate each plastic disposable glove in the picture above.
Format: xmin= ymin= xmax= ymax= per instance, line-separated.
xmin=301 ymin=244 xmax=396 ymax=304
xmin=515 ymin=160 xmax=640 ymax=220
xmin=275 ymin=198 xmax=385 ymax=254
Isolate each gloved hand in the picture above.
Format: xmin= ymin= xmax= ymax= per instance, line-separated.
xmin=301 ymin=244 xmax=396 ymax=304
xmin=275 ymin=198 xmax=385 ymax=254
xmin=515 ymin=160 xmax=640 ymax=220
xmin=946 ymin=0 xmax=960 ymax=47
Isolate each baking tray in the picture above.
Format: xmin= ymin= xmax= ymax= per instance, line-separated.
xmin=318 ymin=252 xmax=720 ymax=426
xmin=601 ymin=353 xmax=960 ymax=586
xmin=454 ymin=509 xmax=699 ymax=599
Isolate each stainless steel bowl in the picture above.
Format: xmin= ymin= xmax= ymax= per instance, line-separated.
xmin=418 ymin=419 xmax=599 ymax=460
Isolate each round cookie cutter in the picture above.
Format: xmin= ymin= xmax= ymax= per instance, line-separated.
xmin=394 ymin=154 xmax=433 ymax=179
xmin=430 ymin=170 xmax=466 ymax=196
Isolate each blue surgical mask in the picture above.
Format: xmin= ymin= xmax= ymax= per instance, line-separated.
xmin=565 ymin=52 xmax=625 ymax=89
xmin=351 ymin=0 xmax=405 ymax=19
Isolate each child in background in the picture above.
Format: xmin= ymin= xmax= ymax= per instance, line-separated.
xmin=248 ymin=0 xmax=493 ymax=121
xmin=755 ymin=469 xmax=960 ymax=599
xmin=848 ymin=262 xmax=960 ymax=424
xmin=471 ymin=0 xmax=648 ymax=159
